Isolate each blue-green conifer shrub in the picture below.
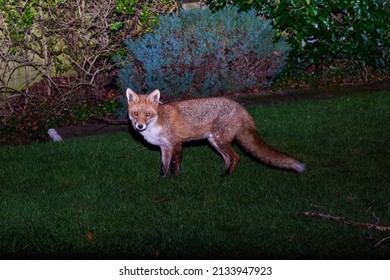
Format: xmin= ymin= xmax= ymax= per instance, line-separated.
xmin=118 ymin=7 xmax=290 ymax=98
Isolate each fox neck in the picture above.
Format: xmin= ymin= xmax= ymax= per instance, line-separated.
xmin=140 ymin=115 xmax=158 ymax=132
xmin=138 ymin=115 xmax=170 ymax=147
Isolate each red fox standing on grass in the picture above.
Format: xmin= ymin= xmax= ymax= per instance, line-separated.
xmin=126 ymin=88 xmax=305 ymax=177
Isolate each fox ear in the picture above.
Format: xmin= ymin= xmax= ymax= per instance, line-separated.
xmin=126 ymin=88 xmax=139 ymax=104
xmin=147 ymin=89 xmax=160 ymax=104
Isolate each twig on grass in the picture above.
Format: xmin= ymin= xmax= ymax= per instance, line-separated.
xmin=373 ymin=237 xmax=390 ymax=248
xmin=300 ymin=211 xmax=390 ymax=231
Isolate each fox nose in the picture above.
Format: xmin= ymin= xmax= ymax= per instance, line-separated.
xmin=137 ymin=124 xmax=146 ymax=130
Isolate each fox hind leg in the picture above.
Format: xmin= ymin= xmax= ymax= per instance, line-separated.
xmin=207 ymin=135 xmax=239 ymax=174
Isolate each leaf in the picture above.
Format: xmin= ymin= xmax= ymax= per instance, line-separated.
xmin=155 ymin=196 xmax=171 ymax=203
xmin=85 ymin=231 xmax=96 ymax=242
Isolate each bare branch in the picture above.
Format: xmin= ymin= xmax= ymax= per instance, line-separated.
xmin=301 ymin=211 xmax=390 ymax=231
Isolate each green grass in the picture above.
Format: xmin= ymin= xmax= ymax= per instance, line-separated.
xmin=1 ymin=91 xmax=389 ymax=259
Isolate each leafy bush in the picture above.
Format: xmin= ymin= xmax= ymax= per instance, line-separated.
xmin=205 ymin=0 xmax=390 ymax=81
xmin=0 ymin=0 xmax=177 ymax=143
xmin=118 ymin=6 xmax=290 ymax=98
xmin=0 ymin=0 xmax=178 ymax=94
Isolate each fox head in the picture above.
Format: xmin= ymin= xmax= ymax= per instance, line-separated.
xmin=126 ymin=88 xmax=160 ymax=132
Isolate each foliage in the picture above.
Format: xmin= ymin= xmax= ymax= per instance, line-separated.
xmin=0 ymin=0 xmax=37 ymax=42
xmin=0 ymin=78 xmax=121 ymax=145
xmin=0 ymin=0 xmax=177 ymax=141
xmin=0 ymin=0 xmax=178 ymax=93
xmin=118 ymin=6 xmax=290 ymax=99
xmin=204 ymin=0 xmax=390 ymax=82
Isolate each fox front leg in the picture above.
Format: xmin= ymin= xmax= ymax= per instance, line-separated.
xmin=170 ymin=142 xmax=183 ymax=177
xmin=160 ymin=144 xmax=183 ymax=177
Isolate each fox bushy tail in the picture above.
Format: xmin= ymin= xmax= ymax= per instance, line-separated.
xmin=236 ymin=122 xmax=305 ymax=173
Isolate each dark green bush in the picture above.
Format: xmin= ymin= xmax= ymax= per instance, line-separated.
xmin=205 ymin=0 xmax=389 ymax=80
xmin=118 ymin=6 xmax=290 ymax=98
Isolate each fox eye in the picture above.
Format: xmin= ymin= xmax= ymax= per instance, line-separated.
xmin=133 ymin=111 xmax=138 ymax=116
xmin=146 ymin=112 xmax=151 ymax=117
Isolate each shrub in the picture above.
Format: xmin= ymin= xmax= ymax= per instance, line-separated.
xmin=118 ymin=6 xmax=290 ymax=98
xmin=205 ymin=0 xmax=390 ymax=81
xmin=0 ymin=0 xmax=177 ymax=96
xmin=0 ymin=0 xmax=177 ymax=143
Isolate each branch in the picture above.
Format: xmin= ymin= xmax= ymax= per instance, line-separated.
xmin=300 ymin=211 xmax=390 ymax=231
xmin=92 ymin=115 xmax=129 ymax=125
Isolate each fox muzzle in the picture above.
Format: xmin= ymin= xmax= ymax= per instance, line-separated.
xmin=134 ymin=123 xmax=147 ymax=131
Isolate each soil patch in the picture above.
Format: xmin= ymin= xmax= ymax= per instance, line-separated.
xmin=54 ymin=123 xmax=129 ymax=141
xmin=231 ymin=81 xmax=390 ymax=106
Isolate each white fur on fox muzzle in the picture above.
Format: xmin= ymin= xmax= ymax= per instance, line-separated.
xmin=129 ymin=118 xmax=146 ymax=131
xmin=135 ymin=123 xmax=147 ymax=131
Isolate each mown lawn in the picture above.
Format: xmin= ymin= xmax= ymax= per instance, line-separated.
xmin=0 ymin=91 xmax=389 ymax=259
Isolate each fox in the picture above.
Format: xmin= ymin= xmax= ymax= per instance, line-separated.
xmin=126 ymin=88 xmax=305 ymax=177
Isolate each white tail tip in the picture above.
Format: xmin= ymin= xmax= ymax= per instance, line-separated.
xmin=295 ymin=162 xmax=306 ymax=173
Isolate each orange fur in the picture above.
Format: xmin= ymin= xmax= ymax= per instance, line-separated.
xmin=126 ymin=88 xmax=305 ymax=177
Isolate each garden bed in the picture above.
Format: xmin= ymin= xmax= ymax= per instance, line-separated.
xmin=50 ymin=81 xmax=390 ymax=142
